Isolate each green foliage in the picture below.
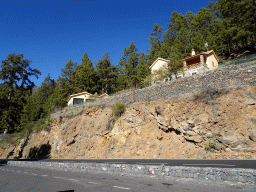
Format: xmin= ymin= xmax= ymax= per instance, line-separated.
xmin=73 ymin=52 xmax=98 ymax=93
xmin=205 ymin=138 xmax=222 ymax=152
xmin=0 ymin=129 xmax=28 ymax=150
xmin=54 ymin=59 xmax=80 ymax=108
xmin=95 ymin=51 xmax=118 ymax=94
xmin=119 ymin=41 xmax=139 ymax=88
xmin=20 ymin=73 xmax=56 ymax=130
xmin=147 ymin=23 xmax=164 ymax=65
xmin=112 ymin=103 xmax=127 ymax=119
xmin=137 ymin=52 xmax=149 ymax=86
xmin=23 ymin=117 xmax=55 ymax=133
xmin=0 ymin=53 xmax=41 ymax=133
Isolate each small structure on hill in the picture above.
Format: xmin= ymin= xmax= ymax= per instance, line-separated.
xmin=149 ymin=49 xmax=219 ymax=84
xmin=67 ymin=92 xmax=109 ymax=106
xmin=67 ymin=92 xmax=94 ymax=106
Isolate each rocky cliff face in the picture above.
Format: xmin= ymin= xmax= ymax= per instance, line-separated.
xmin=1 ymin=85 xmax=256 ymax=159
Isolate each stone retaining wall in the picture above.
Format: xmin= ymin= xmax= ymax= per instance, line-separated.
xmin=7 ymin=161 xmax=256 ymax=185
xmin=50 ymin=60 xmax=256 ymax=119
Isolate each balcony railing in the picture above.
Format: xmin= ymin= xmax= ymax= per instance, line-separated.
xmin=186 ymin=62 xmax=201 ymax=69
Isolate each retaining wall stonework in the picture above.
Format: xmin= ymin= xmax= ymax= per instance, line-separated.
xmin=50 ymin=60 xmax=256 ymax=119
xmin=7 ymin=161 xmax=256 ymax=185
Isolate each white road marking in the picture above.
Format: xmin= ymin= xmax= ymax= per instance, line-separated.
xmin=136 ymin=163 xmax=168 ymax=165
xmin=17 ymin=171 xmax=21 ymax=173
xmin=183 ymin=164 xmax=235 ymax=166
xmin=31 ymin=173 xmax=37 ymax=176
xmin=41 ymin=175 xmax=48 ymax=177
xmin=54 ymin=176 xmax=63 ymax=179
xmin=11 ymin=170 xmax=15 ymax=172
xmin=104 ymin=162 xmax=126 ymax=164
xmin=69 ymin=179 xmax=79 ymax=182
xmin=88 ymin=182 xmax=100 ymax=185
xmin=24 ymin=172 xmax=28 ymax=174
xmin=113 ymin=186 xmax=131 ymax=190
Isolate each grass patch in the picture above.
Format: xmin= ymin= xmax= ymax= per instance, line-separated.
xmin=0 ymin=117 xmax=55 ymax=150
xmin=25 ymin=117 xmax=55 ymax=133
xmin=112 ymin=103 xmax=127 ymax=119
xmin=0 ymin=129 xmax=28 ymax=150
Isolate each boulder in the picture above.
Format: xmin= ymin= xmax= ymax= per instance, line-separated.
xmin=249 ymin=130 xmax=256 ymax=141
xmin=241 ymin=96 xmax=256 ymax=105
xmin=184 ymin=135 xmax=203 ymax=143
xmin=156 ymin=115 xmax=170 ymax=132
xmin=181 ymin=120 xmax=195 ymax=131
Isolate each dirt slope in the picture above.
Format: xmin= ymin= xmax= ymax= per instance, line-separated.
xmin=1 ymin=86 xmax=256 ymax=159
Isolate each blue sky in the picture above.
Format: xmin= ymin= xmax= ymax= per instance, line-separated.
xmin=0 ymin=0 xmax=214 ymax=87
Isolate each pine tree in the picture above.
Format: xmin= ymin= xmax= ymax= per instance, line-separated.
xmin=0 ymin=53 xmax=41 ymax=133
xmin=73 ymin=52 xmax=98 ymax=94
xmin=119 ymin=42 xmax=139 ymax=88
xmin=147 ymin=23 xmax=163 ymax=66
xmin=137 ymin=52 xmax=149 ymax=87
xmin=54 ymin=59 xmax=78 ymax=108
xmin=96 ymin=51 xmax=117 ymax=94
xmin=20 ymin=73 xmax=56 ymax=130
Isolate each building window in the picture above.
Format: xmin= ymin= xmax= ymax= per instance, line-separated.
xmin=192 ymin=72 xmax=197 ymax=76
xmin=73 ymin=98 xmax=84 ymax=105
xmin=212 ymin=61 xmax=214 ymax=67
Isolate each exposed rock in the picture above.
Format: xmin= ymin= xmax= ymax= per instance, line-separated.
xmin=249 ymin=130 xmax=256 ymax=141
xmin=240 ymin=96 xmax=256 ymax=105
xmin=156 ymin=115 xmax=170 ymax=132
xmin=184 ymin=135 xmax=203 ymax=143
xmin=181 ymin=120 xmax=195 ymax=131
xmin=2 ymin=85 xmax=256 ymax=160
xmin=155 ymin=106 xmax=161 ymax=116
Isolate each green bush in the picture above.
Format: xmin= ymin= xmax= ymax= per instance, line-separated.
xmin=205 ymin=138 xmax=222 ymax=152
xmin=112 ymin=103 xmax=127 ymax=119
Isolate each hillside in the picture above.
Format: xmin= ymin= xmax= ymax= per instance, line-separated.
xmin=1 ymin=84 xmax=256 ymax=160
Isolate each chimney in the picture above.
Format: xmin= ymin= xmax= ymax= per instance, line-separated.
xmin=191 ymin=49 xmax=195 ymax=56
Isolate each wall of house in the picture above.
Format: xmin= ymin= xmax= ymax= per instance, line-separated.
xmin=151 ymin=60 xmax=168 ymax=74
xmin=206 ymin=53 xmax=218 ymax=70
xmin=67 ymin=94 xmax=91 ymax=106
xmin=68 ymin=98 xmax=73 ymax=106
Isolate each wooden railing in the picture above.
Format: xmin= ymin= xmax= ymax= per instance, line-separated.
xmin=186 ymin=62 xmax=201 ymax=69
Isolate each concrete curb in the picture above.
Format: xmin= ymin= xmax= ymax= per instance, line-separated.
xmin=7 ymin=161 xmax=256 ymax=184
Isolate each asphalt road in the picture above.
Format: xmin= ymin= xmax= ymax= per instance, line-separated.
xmin=0 ymin=164 xmax=254 ymax=192
xmin=2 ymin=159 xmax=256 ymax=169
